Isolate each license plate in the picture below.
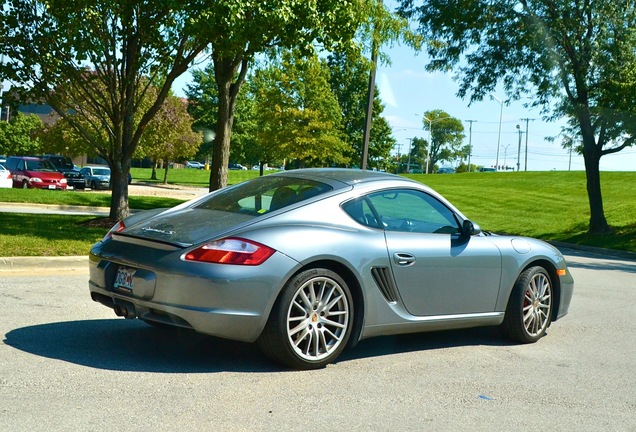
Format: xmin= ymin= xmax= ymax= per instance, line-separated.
xmin=48 ymin=185 xmax=56 ymax=189
xmin=114 ymin=267 xmax=136 ymax=292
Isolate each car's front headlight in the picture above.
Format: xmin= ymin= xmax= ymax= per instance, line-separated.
xmin=30 ymin=177 xmax=42 ymax=183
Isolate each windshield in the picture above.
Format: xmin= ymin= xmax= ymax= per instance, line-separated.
xmin=194 ymin=175 xmax=332 ymax=216
xmin=25 ymin=159 xmax=57 ymax=172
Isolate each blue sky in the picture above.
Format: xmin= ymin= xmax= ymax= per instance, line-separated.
xmin=374 ymin=43 xmax=636 ymax=172
xmin=172 ymin=43 xmax=636 ymax=172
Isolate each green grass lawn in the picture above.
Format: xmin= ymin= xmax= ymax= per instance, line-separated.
xmin=131 ymin=166 xmax=264 ymax=187
xmin=1 ymin=169 xmax=635 ymax=256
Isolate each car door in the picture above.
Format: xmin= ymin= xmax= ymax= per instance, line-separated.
xmin=79 ymin=168 xmax=90 ymax=186
xmin=12 ymin=159 xmax=27 ymax=187
xmin=367 ymin=189 xmax=502 ymax=317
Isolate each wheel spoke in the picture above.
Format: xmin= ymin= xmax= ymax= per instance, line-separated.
xmin=286 ymin=275 xmax=350 ymax=362
xmin=520 ymin=273 xmax=553 ymax=336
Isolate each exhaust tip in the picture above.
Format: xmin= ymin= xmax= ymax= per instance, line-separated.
xmin=113 ymin=302 xmax=136 ymax=319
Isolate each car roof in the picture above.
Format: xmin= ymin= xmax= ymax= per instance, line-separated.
xmin=8 ymin=156 xmax=44 ymax=160
xmin=271 ymin=168 xmax=415 ymax=187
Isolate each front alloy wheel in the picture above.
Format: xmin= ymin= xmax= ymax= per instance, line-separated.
xmin=503 ymin=266 xmax=553 ymax=343
xmin=258 ymin=268 xmax=353 ymax=369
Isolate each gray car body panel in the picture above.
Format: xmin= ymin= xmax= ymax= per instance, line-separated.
xmin=88 ymin=168 xmax=574 ymax=344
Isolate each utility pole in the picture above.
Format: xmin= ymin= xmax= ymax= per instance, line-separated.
xmin=465 ymin=120 xmax=477 ymax=172
xmin=520 ymin=118 xmax=535 ymax=171
xmin=393 ymin=143 xmax=402 ymax=172
xmin=516 ymin=124 xmax=524 ymax=171
xmin=406 ymin=138 xmax=413 ymax=173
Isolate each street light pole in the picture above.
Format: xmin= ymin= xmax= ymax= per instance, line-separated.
xmin=422 ymin=116 xmax=433 ymax=174
xmin=490 ymin=95 xmax=503 ymax=170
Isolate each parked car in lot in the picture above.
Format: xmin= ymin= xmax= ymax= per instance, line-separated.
xmin=479 ymin=167 xmax=497 ymax=172
xmin=0 ymin=164 xmax=12 ymax=188
xmin=186 ymin=161 xmax=205 ymax=169
xmin=437 ymin=167 xmax=455 ymax=174
xmin=228 ymin=163 xmax=247 ymax=170
xmin=89 ymin=168 xmax=574 ymax=369
xmin=2 ymin=156 xmax=68 ymax=190
xmin=40 ymin=154 xmax=85 ymax=190
xmin=80 ymin=166 xmax=111 ymax=190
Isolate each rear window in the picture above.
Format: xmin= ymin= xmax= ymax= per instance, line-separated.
xmin=194 ymin=175 xmax=332 ymax=215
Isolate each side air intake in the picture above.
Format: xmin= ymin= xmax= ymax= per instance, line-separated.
xmin=371 ymin=267 xmax=399 ymax=304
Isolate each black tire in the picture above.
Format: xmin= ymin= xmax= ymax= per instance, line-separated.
xmin=22 ymin=180 xmax=28 ymax=189
xmin=91 ymin=180 xmax=98 ymax=190
xmin=258 ymin=268 xmax=354 ymax=370
xmin=502 ymin=266 xmax=553 ymax=343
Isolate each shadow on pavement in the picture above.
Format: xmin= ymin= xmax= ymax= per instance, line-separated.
xmin=4 ymin=319 xmax=512 ymax=372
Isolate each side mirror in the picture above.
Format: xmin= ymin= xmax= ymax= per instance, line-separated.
xmin=461 ymin=220 xmax=482 ymax=237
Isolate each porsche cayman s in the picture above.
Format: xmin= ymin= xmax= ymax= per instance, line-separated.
xmin=89 ymin=168 xmax=574 ymax=369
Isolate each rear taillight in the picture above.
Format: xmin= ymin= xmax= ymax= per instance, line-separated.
xmin=184 ymin=238 xmax=275 ymax=265
xmin=103 ymin=221 xmax=125 ymax=241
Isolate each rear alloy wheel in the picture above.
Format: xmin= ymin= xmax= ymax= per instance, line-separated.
xmin=502 ymin=266 xmax=553 ymax=343
xmin=258 ymin=268 xmax=353 ymax=369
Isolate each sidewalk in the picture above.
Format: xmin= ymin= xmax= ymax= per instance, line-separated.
xmin=0 ymin=202 xmax=111 ymax=216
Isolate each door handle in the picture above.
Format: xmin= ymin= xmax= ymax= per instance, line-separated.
xmin=393 ymin=252 xmax=416 ymax=266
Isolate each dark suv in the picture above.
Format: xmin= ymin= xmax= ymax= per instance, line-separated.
xmin=3 ymin=156 xmax=68 ymax=190
xmin=40 ymin=155 xmax=85 ymax=190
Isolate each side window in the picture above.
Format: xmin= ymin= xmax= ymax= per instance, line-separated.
xmin=342 ymin=198 xmax=381 ymax=228
xmin=367 ymin=189 xmax=460 ymax=234
xmin=17 ymin=160 xmax=25 ymax=171
xmin=4 ymin=158 xmax=18 ymax=170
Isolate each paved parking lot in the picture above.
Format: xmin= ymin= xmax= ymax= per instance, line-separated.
xmin=0 ymin=249 xmax=634 ymax=431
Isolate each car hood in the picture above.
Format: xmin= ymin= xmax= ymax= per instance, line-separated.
xmin=120 ymin=207 xmax=255 ymax=246
xmin=26 ymin=170 xmax=64 ymax=180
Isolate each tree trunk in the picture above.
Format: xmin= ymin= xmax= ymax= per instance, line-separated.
xmin=582 ymin=148 xmax=611 ymax=234
xmin=151 ymin=161 xmax=158 ymax=180
xmin=109 ymin=163 xmax=130 ymax=221
xmin=163 ymin=164 xmax=169 ymax=184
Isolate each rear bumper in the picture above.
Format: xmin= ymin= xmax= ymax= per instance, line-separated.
xmin=88 ymin=246 xmax=297 ymax=342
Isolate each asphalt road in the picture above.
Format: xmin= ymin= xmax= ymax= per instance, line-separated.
xmin=1 ymin=249 xmax=634 ymax=431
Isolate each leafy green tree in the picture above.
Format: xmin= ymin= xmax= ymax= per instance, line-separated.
xmin=194 ymin=1 xmax=365 ymax=191
xmin=419 ymin=110 xmax=465 ymax=172
xmin=327 ymin=50 xmax=395 ymax=169
xmin=1 ymin=0 xmax=211 ymax=219
xmin=134 ymin=95 xmax=202 ymax=184
xmin=398 ymin=0 xmax=636 ymax=234
xmin=40 ymin=91 xmax=202 ymax=182
xmin=186 ymin=66 xmax=257 ymax=169
xmin=251 ymin=50 xmax=351 ymax=168
xmin=407 ymin=136 xmax=427 ymax=172
xmin=0 ymin=113 xmax=44 ymax=156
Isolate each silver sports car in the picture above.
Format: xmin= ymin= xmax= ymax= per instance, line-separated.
xmin=89 ymin=168 xmax=574 ymax=369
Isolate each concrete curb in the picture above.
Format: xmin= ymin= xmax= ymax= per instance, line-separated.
xmin=0 ymin=256 xmax=88 ymax=272
xmin=549 ymin=241 xmax=636 ymax=261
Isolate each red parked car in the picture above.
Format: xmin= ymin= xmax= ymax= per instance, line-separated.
xmin=3 ymin=156 xmax=68 ymax=190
